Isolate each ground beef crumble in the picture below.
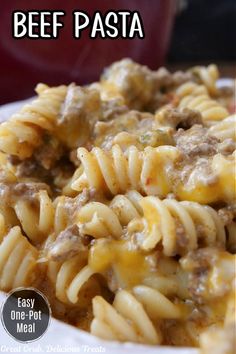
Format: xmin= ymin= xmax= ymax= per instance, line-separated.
xmin=174 ymin=125 xmax=219 ymax=158
xmin=48 ymin=224 xmax=90 ymax=262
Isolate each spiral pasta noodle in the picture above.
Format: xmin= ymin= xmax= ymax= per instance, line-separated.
xmin=62 ymin=165 xmax=84 ymax=197
xmin=77 ymin=191 xmax=142 ymax=239
xmin=131 ymin=196 xmax=226 ymax=256
xmin=72 ymin=144 xmax=181 ymax=197
xmin=189 ymin=64 xmax=219 ymax=95
xmin=16 ymin=190 xmax=54 ymax=244
xmin=174 ymin=75 xmax=229 ymax=126
xmin=178 ymin=93 xmax=229 ymax=125
xmin=209 ymin=114 xmax=236 ymax=141
xmin=1 ymin=189 xmax=54 ymax=244
xmin=78 ymin=202 xmax=123 ymax=239
xmin=91 ymin=286 xmax=181 ymax=344
xmin=46 ymin=255 xmax=97 ymax=305
xmin=0 ymin=226 xmax=38 ymax=291
xmin=72 ymin=145 xmax=235 ymax=204
xmin=175 ymin=81 xmax=208 ymax=98
xmin=53 ymin=195 xmax=71 ymax=235
xmin=0 ymin=84 xmax=67 ymax=159
xmin=109 ymin=190 xmax=143 ymax=221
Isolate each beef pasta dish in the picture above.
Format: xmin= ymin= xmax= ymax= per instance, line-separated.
xmin=0 ymin=59 xmax=235 ymax=353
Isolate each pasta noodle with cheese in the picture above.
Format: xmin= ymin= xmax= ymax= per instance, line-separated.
xmin=0 ymin=59 xmax=234 ymax=353
xmin=130 ymin=196 xmax=226 ymax=256
xmin=72 ymin=144 xmax=181 ymax=197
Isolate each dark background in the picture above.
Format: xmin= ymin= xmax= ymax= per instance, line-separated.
xmin=0 ymin=0 xmax=235 ymax=104
xmin=168 ymin=0 xmax=236 ymax=62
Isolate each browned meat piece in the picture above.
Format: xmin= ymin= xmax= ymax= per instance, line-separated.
xmin=48 ymin=224 xmax=90 ymax=262
xmin=177 ymin=157 xmax=219 ymax=187
xmin=9 ymin=134 xmax=68 ymax=184
xmin=175 ymin=219 xmax=188 ymax=248
xmin=218 ymin=207 xmax=235 ymax=226
xmin=147 ymin=92 xmax=170 ymax=112
xmin=148 ymin=71 xmax=194 ymax=111
xmin=0 ymin=182 xmax=51 ymax=205
xmin=57 ymin=84 xmax=101 ymax=149
xmin=153 ymin=67 xmax=173 ymax=88
xmin=14 ymin=155 xmax=75 ymax=193
xmin=101 ymin=59 xmax=194 ymax=112
xmin=94 ymin=109 xmax=155 ymax=148
xmin=15 ymin=159 xmax=40 ymax=177
xmin=34 ymin=135 xmax=64 ymax=170
xmin=58 ymin=188 xmax=102 ymax=223
xmin=101 ymin=59 xmax=157 ymax=110
xmin=157 ymin=108 xmax=203 ymax=129
xmin=174 ymin=125 xmax=219 ymax=158
xmin=180 ymin=248 xmax=235 ymax=303
xmin=139 ymin=128 xmax=175 ymax=147
xmin=101 ymin=98 xmax=128 ymax=121
xmin=14 ymin=182 xmax=50 ymax=196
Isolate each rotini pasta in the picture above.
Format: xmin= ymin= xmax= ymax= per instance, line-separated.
xmin=189 ymin=64 xmax=219 ymax=95
xmin=0 ymin=187 xmax=54 ymax=244
xmin=72 ymin=144 xmax=181 ymax=197
xmin=15 ymin=190 xmax=54 ymax=243
xmin=71 ymin=145 xmax=236 ymax=204
xmin=78 ymin=202 xmax=124 ymax=239
xmin=46 ymin=255 xmax=98 ymax=305
xmin=175 ymin=81 xmax=208 ymax=98
xmin=0 ymin=84 xmax=67 ymax=159
xmin=91 ymin=290 xmax=162 ymax=344
xmin=77 ymin=191 xmax=142 ymax=238
xmin=129 ymin=196 xmax=226 ymax=256
xmin=178 ymin=93 xmax=229 ymax=125
xmin=91 ymin=286 xmax=181 ymax=344
xmin=209 ymin=114 xmax=236 ymax=141
xmin=0 ymin=59 xmax=234 ymax=352
xmin=174 ymin=75 xmax=229 ymax=126
xmin=0 ymin=226 xmax=38 ymax=291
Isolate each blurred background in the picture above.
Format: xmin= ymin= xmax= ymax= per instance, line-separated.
xmin=0 ymin=0 xmax=235 ymax=104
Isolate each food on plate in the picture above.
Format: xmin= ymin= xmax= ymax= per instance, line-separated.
xmin=0 ymin=59 xmax=235 ymax=352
